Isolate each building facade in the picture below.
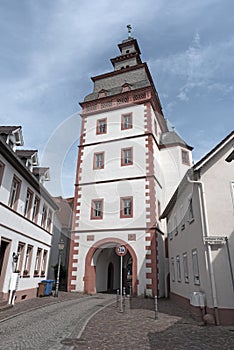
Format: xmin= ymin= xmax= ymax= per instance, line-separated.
xmin=161 ymin=131 xmax=234 ymax=325
xmin=0 ymin=126 xmax=58 ymax=302
xmin=68 ymin=35 xmax=192 ymax=297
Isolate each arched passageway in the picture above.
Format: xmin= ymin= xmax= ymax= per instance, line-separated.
xmin=84 ymin=238 xmax=137 ymax=295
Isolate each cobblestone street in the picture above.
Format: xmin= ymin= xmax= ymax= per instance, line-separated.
xmin=0 ymin=293 xmax=233 ymax=349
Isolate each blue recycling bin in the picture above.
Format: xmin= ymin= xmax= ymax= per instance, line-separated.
xmin=42 ymin=280 xmax=54 ymax=296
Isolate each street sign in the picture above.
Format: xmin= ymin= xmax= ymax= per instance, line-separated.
xmin=204 ymin=236 xmax=226 ymax=245
xmin=115 ymin=245 xmax=127 ymax=256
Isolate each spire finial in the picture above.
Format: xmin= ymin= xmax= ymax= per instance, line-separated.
xmin=126 ymin=24 xmax=132 ymax=38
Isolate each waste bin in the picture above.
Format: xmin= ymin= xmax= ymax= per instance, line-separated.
xmin=37 ymin=281 xmax=47 ymax=297
xmin=42 ymin=280 xmax=54 ymax=296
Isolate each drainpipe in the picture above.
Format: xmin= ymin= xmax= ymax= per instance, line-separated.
xmin=187 ymin=175 xmax=220 ymax=325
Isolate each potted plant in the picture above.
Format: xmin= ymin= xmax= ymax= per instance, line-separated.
xmin=23 ymin=269 xmax=29 ymax=276
xmin=34 ymin=269 xmax=39 ymax=276
xmin=40 ymin=270 xmax=45 ymax=276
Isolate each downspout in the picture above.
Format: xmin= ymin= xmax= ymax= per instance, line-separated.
xmin=187 ymin=175 xmax=220 ymax=325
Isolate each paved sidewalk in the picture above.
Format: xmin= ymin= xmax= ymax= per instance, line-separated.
xmin=74 ymin=297 xmax=234 ymax=350
xmin=0 ymin=291 xmax=85 ymax=322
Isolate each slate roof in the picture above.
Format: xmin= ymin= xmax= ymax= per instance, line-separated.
xmin=160 ymin=131 xmax=193 ymax=150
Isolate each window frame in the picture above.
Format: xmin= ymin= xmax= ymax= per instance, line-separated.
xmin=192 ymin=249 xmax=200 ymax=285
xmin=120 ymin=196 xmax=133 ymax=218
xmin=41 ymin=204 xmax=48 ymax=228
xmin=96 ymin=118 xmax=107 ymax=135
xmin=93 ymin=152 xmax=105 ymax=169
xmin=91 ymin=199 xmax=104 ymax=220
xmin=181 ymin=149 xmax=190 ymax=165
xmin=32 ymin=196 xmax=40 ymax=224
xmin=176 ymin=255 xmax=181 ymax=282
xmin=23 ymin=245 xmax=33 ymax=276
xmin=121 ymin=113 xmax=132 ymax=130
xmin=24 ymin=188 xmax=33 ymax=219
xmin=34 ymin=248 xmax=42 ymax=275
xmin=121 ymin=147 xmax=133 ymax=166
xmin=183 ymin=252 xmax=189 ymax=283
xmin=0 ymin=161 xmax=5 ymax=186
xmin=188 ymin=197 xmax=194 ymax=223
xmin=8 ymin=175 xmax=21 ymax=210
xmin=171 ymin=257 xmax=175 ymax=282
xmin=41 ymin=250 xmax=48 ymax=275
xmin=16 ymin=242 xmax=25 ymax=273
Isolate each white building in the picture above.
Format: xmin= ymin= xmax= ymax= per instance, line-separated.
xmin=0 ymin=126 xmax=58 ymax=302
xmin=161 ymin=131 xmax=234 ymax=325
xmin=68 ymin=34 xmax=192 ymax=297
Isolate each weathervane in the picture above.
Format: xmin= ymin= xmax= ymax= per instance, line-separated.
xmin=127 ymin=24 xmax=132 ymax=38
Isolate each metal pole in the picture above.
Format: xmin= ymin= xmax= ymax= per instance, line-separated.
xmin=123 ymin=286 xmax=126 ymax=311
xmin=154 ymin=295 xmax=158 ymax=320
xmin=120 ymin=255 xmax=123 ymax=312
xmin=54 ymin=252 xmax=62 ymax=297
xmin=225 ymin=237 xmax=234 ymax=292
xmin=116 ymin=289 xmax=120 ymax=308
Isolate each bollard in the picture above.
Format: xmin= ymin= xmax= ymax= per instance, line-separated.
xmin=116 ymin=289 xmax=120 ymax=308
xmin=123 ymin=287 xmax=126 ymax=310
xmin=129 ymin=285 xmax=132 ymax=298
xmin=154 ymin=295 xmax=158 ymax=320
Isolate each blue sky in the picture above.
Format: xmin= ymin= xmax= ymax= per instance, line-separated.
xmin=0 ymin=0 xmax=233 ymax=198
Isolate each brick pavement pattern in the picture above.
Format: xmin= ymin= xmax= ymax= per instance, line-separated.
xmin=0 ymin=293 xmax=233 ymax=349
xmin=75 ymin=297 xmax=234 ymax=350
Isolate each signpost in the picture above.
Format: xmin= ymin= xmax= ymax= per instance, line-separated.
xmin=204 ymin=236 xmax=226 ymax=245
xmin=115 ymin=245 xmax=127 ymax=313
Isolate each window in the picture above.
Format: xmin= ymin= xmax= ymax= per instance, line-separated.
xmin=192 ymin=249 xmax=200 ymax=285
xmin=183 ymin=252 xmax=189 ymax=283
xmin=32 ymin=196 xmax=40 ymax=223
xmin=231 ymin=182 xmax=234 ymax=207
xmin=34 ymin=248 xmax=42 ymax=275
xmin=0 ymin=161 xmax=5 ymax=186
xmin=158 ymin=200 xmax=161 ymax=221
xmin=120 ymin=197 xmax=133 ymax=218
xmin=24 ymin=189 xmax=33 ymax=218
xmin=93 ymin=152 xmax=104 ymax=169
xmin=96 ymin=118 xmax=107 ymax=134
xmin=168 ymin=221 xmax=173 ymax=240
xmin=182 ymin=150 xmax=190 ymax=165
xmin=121 ymin=148 xmax=133 ymax=166
xmin=174 ymin=214 xmax=178 ymax=235
xmin=171 ymin=257 xmax=175 ymax=282
xmin=16 ymin=242 xmax=25 ymax=273
xmin=121 ymin=113 xmax=132 ymax=130
xmin=176 ymin=255 xmax=181 ymax=282
xmin=23 ymin=245 xmax=33 ymax=276
xmin=188 ymin=197 xmax=194 ymax=223
xmin=154 ymin=120 xmax=157 ymax=135
xmin=180 ymin=205 xmax=185 ymax=230
xmin=91 ymin=199 xmax=103 ymax=220
xmin=9 ymin=175 xmax=21 ymax=210
xmin=41 ymin=250 xmax=48 ymax=275
xmin=46 ymin=209 xmax=53 ymax=231
xmin=41 ymin=205 xmax=47 ymax=228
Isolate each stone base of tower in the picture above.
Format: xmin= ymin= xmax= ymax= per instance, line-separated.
xmin=67 ymin=229 xmax=164 ymax=298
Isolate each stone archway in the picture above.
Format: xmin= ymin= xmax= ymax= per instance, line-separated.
xmin=84 ymin=237 xmax=138 ymax=295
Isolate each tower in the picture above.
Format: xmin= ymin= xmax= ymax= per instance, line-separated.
xmin=68 ymin=32 xmax=192 ymax=297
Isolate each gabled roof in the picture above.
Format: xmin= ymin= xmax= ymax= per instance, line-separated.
xmin=161 ymin=130 xmax=234 ymax=219
xmin=0 ymin=126 xmax=21 ymax=134
xmin=0 ymin=137 xmax=57 ymax=209
xmin=194 ymin=130 xmax=234 ymax=170
xmin=15 ymin=150 xmax=39 ymax=166
xmin=225 ymin=150 xmax=234 ymax=162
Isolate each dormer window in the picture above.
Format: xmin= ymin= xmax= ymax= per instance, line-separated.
xmin=122 ymin=83 xmax=131 ymax=92
xmin=98 ymin=89 xmax=107 ymax=98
